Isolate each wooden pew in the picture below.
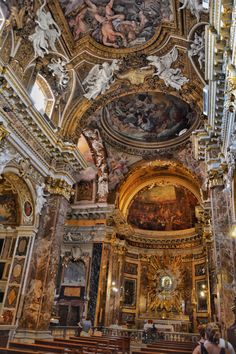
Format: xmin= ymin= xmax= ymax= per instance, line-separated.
xmin=35 ymin=339 xmax=112 ymax=354
xmin=9 ymin=341 xmax=77 ymax=353
xmin=0 ymin=348 xmax=46 ymax=354
xmin=68 ymin=335 xmax=130 ymax=353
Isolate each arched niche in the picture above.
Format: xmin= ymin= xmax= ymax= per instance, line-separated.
xmin=117 ymin=160 xmax=202 ymax=238
xmin=0 ymin=171 xmax=36 ymax=325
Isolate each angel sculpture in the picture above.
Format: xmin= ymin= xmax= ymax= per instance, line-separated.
xmin=142 ymin=47 xmax=188 ymax=91
xmin=188 ymin=32 xmax=205 ymax=69
xmin=179 ymin=0 xmax=208 ymax=22
xmin=29 ymin=0 xmax=61 ymax=58
xmin=48 ymin=58 xmax=69 ymax=90
xmin=82 ymin=59 xmax=120 ymax=100
xmin=35 ymin=183 xmax=47 ymax=215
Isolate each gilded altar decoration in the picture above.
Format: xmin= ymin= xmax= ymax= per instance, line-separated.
xmin=147 ymin=254 xmax=186 ymax=315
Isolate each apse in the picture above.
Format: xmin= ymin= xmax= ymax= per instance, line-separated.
xmin=127 ymin=184 xmax=198 ymax=231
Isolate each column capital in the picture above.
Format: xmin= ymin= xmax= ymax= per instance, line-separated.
xmin=45 ymin=177 xmax=74 ymax=200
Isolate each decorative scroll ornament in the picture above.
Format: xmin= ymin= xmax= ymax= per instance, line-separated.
xmin=29 ymin=0 xmax=61 ymax=58
xmin=188 ymin=32 xmax=205 ymax=69
xmin=82 ymin=60 xmax=120 ymax=100
xmin=48 ymin=58 xmax=69 ymax=90
xmin=179 ymin=0 xmax=209 ymax=22
xmin=141 ymin=47 xmax=188 ymax=91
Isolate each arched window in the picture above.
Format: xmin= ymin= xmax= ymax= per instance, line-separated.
xmin=0 ymin=6 xmax=5 ymax=32
xmin=30 ymin=74 xmax=54 ymax=118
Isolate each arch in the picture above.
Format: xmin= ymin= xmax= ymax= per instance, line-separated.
xmin=118 ymin=160 xmax=202 ymax=219
xmin=2 ymin=172 xmax=35 ymax=227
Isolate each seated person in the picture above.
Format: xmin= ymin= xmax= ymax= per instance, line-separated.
xmin=78 ymin=316 xmax=92 ymax=336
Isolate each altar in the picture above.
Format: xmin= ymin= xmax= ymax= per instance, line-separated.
xmin=138 ymin=316 xmax=191 ymax=332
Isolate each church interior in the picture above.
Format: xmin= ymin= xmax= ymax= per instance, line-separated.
xmin=0 ymin=0 xmax=236 ymax=353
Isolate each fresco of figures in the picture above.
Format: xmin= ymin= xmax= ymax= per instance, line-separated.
xmin=0 ymin=193 xmax=18 ymax=224
xmin=60 ymin=0 xmax=173 ymax=48
xmin=128 ymin=184 xmax=198 ymax=231
xmin=104 ymin=92 xmax=195 ymax=143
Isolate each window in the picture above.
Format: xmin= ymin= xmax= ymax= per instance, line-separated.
xmin=30 ymin=74 xmax=54 ymax=118
xmin=0 ymin=6 xmax=5 ymax=33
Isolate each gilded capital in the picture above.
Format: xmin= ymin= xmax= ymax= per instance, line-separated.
xmin=0 ymin=123 xmax=9 ymax=143
xmin=45 ymin=177 xmax=74 ymax=200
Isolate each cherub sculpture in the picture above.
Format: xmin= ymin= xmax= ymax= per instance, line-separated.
xmin=48 ymin=58 xmax=69 ymax=90
xmin=188 ymin=32 xmax=205 ymax=69
xmin=142 ymin=47 xmax=188 ymax=91
xmin=179 ymin=0 xmax=208 ymax=22
xmin=29 ymin=0 xmax=61 ymax=58
xmin=82 ymin=59 xmax=120 ymax=100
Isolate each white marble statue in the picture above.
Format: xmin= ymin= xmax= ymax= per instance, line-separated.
xmin=48 ymin=58 xmax=69 ymax=90
xmin=179 ymin=0 xmax=208 ymax=22
xmin=97 ymin=173 xmax=109 ymax=199
xmin=29 ymin=0 xmax=61 ymax=58
xmin=142 ymin=47 xmax=188 ymax=91
xmin=188 ymin=32 xmax=205 ymax=69
xmin=35 ymin=183 xmax=47 ymax=215
xmin=0 ymin=145 xmax=17 ymax=175
xmin=82 ymin=59 xmax=120 ymax=100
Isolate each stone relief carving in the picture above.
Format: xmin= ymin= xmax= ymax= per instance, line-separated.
xmin=64 ymin=231 xmax=94 ymax=243
xmin=0 ymin=142 xmax=18 ymax=175
xmin=141 ymin=47 xmax=188 ymax=91
xmin=29 ymin=0 xmax=61 ymax=58
xmin=179 ymin=0 xmax=208 ymax=22
xmin=48 ymin=58 xmax=69 ymax=90
xmin=188 ymin=32 xmax=205 ymax=69
xmin=35 ymin=183 xmax=47 ymax=215
xmin=82 ymin=60 xmax=120 ymax=100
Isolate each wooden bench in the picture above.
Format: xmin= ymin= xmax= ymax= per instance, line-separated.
xmin=9 ymin=341 xmax=76 ymax=353
xmin=0 ymin=348 xmax=49 ymax=354
xmin=36 ymin=339 xmax=112 ymax=354
xmin=68 ymin=335 xmax=130 ymax=353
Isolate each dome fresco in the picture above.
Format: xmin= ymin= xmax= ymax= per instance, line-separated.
xmin=103 ymin=92 xmax=196 ymax=144
xmin=127 ymin=184 xmax=198 ymax=231
xmin=60 ymin=0 xmax=173 ymax=48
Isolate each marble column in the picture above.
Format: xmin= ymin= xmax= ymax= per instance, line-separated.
xmin=104 ymin=239 xmax=126 ymax=326
xmin=18 ymin=193 xmax=69 ymax=334
xmin=94 ymin=243 xmax=110 ymax=326
xmin=210 ymin=179 xmax=235 ymax=329
xmin=88 ymin=243 xmax=102 ymax=325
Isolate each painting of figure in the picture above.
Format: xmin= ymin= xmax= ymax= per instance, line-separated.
xmin=0 ymin=193 xmax=18 ymax=225
xmin=127 ymin=184 xmax=198 ymax=231
xmin=60 ymin=0 xmax=173 ymax=48
xmin=104 ymin=92 xmax=196 ymax=143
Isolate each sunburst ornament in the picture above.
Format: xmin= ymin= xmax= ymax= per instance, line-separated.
xmin=147 ymin=253 xmax=185 ymax=314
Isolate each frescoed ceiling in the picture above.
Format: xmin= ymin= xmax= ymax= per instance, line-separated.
xmin=59 ymin=0 xmax=174 ymax=48
xmin=102 ymin=92 xmax=197 ymax=146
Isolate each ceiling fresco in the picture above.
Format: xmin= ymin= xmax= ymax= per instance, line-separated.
xmin=127 ymin=184 xmax=198 ymax=231
xmin=59 ymin=0 xmax=173 ymax=48
xmin=102 ymin=92 xmax=196 ymax=144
